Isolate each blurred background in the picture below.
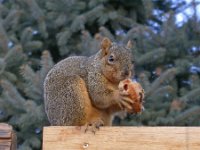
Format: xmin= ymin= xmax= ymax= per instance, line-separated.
xmin=0 ymin=0 xmax=200 ymax=149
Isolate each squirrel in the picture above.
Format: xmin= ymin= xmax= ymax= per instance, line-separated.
xmin=44 ymin=37 xmax=134 ymax=131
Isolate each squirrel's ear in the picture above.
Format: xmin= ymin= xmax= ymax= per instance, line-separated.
xmin=101 ymin=37 xmax=112 ymax=56
xmin=126 ymin=40 xmax=133 ymax=49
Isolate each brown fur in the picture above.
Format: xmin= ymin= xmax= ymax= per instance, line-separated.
xmin=44 ymin=38 xmax=134 ymax=126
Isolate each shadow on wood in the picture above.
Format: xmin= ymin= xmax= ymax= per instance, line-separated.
xmin=0 ymin=123 xmax=17 ymax=150
xmin=43 ymin=126 xmax=200 ymax=150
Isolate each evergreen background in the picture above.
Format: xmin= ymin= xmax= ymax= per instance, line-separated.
xmin=0 ymin=0 xmax=200 ymax=149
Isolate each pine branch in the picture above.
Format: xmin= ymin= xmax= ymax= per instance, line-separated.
xmin=0 ymin=18 xmax=9 ymax=53
xmin=56 ymin=28 xmax=72 ymax=47
xmin=20 ymin=51 xmax=53 ymax=101
xmin=2 ymin=9 xmax=22 ymax=31
xmin=39 ymin=50 xmax=54 ymax=83
xmin=20 ymin=64 xmax=42 ymax=101
xmin=20 ymin=0 xmax=48 ymax=38
xmin=0 ymin=58 xmax=6 ymax=75
xmin=80 ymin=30 xmax=100 ymax=55
xmin=149 ymin=85 xmax=175 ymax=100
xmin=174 ymin=106 xmax=200 ymax=124
xmin=0 ymin=80 xmax=26 ymax=113
xmin=24 ymin=41 xmax=43 ymax=52
xmin=180 ymin=87 xmax=200 ymax=102
xmin=71 ymin=15 xmax=86 ymax=32
xmin=138 ymin=72 xmax=151 ymax=91
xmin=4 ymin=45 xmax=26 ymax=70
xmin=99 ymin=26 xmax=115 ymax=41
xmin=20 ymin=27 xmax=34 ymax=45
xmin=85 ymin=5 xmax=104 ymax=23
xmin=146 ymin=68 xmax=177 ymax=97
xmin=136 ymin=48 xmax=166 ymax=66
xmin=190 ymin=74 xmax=200 ymax=90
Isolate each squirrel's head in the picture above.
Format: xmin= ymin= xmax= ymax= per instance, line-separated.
xmin=99 ymin=37 xmax=134 ymax=84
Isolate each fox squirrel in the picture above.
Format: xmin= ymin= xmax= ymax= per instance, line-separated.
xmin=44 ymin=37 xmax=139 ymax=131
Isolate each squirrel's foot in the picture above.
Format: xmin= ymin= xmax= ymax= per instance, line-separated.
xmin=84 ymin=119 xmax=104 ymax=134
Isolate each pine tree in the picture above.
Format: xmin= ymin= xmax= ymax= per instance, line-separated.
xmin=0 ymin=0 xmax=200 ymax=149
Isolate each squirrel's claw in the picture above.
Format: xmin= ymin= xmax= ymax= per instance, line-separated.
xmin=117 ymin=96 xmax=133 ymax=110
xmin=120 ymin=100 xmax=132 ymax=110
xmin=122 ymin=96 xmax=134 ymax=104
xmin=84 ymin=119 xmax=104 ymax=134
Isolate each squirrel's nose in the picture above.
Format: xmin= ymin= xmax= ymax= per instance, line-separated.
xmin=122 ymin=67 xmax=130 ymax=77
xmin=123 ymin=70 xmax=129 ymax=76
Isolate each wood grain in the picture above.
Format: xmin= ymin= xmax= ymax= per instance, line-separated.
xmin=43 ymin=126 xmax=200 ymax=150
xmin=0 ymin=123 xmax=17 ymax=150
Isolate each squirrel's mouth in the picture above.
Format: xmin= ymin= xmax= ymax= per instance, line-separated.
xmin=119 ymin=76 xmax=129 ymax=82
xmin=120 ymin=71 xmax=131 ymax=80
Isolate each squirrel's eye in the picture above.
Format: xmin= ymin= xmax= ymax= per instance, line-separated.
xmin=108 ymin=55 xmax=114 ymax=63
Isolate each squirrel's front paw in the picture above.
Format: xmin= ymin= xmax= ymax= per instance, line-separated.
xmin=84 ymin=119 xmax=104 ymax=134
xmin=118 ymin=79 xmax=145 ymax=113
xmin=118 ymin=95 xmax=134 ymax=110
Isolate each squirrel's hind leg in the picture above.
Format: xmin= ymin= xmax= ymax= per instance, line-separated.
xmin=44 ymin=73 xmax=110 ymax=130
xmin=44 ymin=74 xmax=91 ymax=126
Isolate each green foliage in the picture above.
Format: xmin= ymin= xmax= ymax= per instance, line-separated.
xmin=0 ymin=50 xmax=53 ymax=149
xmin=0 ymin=0 xmax=200 ymax=149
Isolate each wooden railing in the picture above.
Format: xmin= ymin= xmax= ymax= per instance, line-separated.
xmin=0 ymin=123 xmax=16 ymax=150
xmin=43 ymin=126 xmax=200 ymax=150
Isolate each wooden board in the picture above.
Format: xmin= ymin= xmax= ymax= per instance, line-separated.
xmin=0 ymin=123 xmax=17 ymax=150
xmin=43 ymin=126 xmax=200 ymax=150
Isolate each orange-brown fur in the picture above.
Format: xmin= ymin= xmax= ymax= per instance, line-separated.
xmin=44 ymin=38 xmax=134 ymax=130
